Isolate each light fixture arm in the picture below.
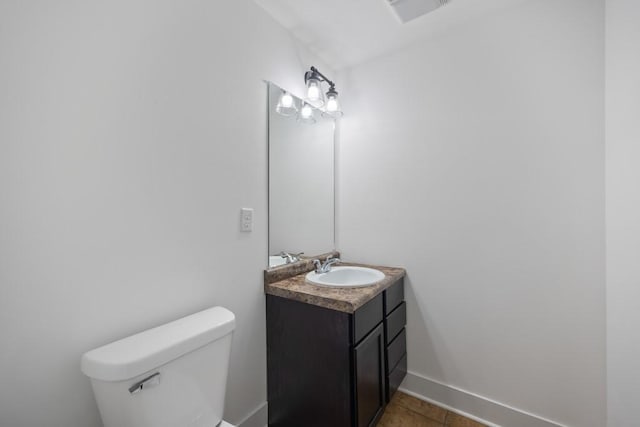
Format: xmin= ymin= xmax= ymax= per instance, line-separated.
xmin=305 ymin=66 xmax=337 ymax=92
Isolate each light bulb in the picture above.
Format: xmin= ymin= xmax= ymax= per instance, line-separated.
xmin=305 ymin=76 xmax=324 ymax=107
xmin=301 ymin=104 xmax=313 ymax=119
xmin=298 ymin=103 xmax=316 ymax=124
xmin=307 ymin=84 xmax=320 ymax=101
xmin=276 ymin=91 xmax=298 ymax=117
xmin=281 ymin=93 xmax=293 ymax=108
xmin=322 ymin=89 xmax=343 ymax=118
xmin=326 ymin=97 xmax=338 ymax=112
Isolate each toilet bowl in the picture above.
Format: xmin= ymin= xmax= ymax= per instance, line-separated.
xmin=81 ymin=306 xmax=236 ymax=427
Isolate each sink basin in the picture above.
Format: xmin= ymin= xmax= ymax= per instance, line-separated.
xmin=306 ymin=266 xmax=385 ymax=288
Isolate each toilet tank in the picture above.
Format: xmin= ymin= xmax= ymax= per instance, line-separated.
xmin=81 ymin=306 xmax=235 ymax=427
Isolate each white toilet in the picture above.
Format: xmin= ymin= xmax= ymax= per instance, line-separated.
xmin=81 ymin=306 xmax=236 ymax=427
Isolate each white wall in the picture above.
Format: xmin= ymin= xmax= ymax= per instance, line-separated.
xmin=0 ymin=1 xmax=330 ymax=426
xmin=338 ymin=1 xmax=605 ymax=426
xmin=606 ymin=1 xmax=640 ymax=426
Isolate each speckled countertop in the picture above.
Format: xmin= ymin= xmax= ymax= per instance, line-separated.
xmin=264 ymin=260 xmax=406 ymax=313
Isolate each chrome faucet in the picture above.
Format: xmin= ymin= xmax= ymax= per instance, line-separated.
xmin=313 ymin=256 xmax=342 ymax=274
xmin=279 ymin=251 xmax=304 ymax=264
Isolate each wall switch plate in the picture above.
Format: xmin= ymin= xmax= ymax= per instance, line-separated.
xmin=240 ymin=208 xmax=253 ymax=232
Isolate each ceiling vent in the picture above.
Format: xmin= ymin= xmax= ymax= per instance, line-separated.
xmin=387 ymin=0 xmax=451 ymax=23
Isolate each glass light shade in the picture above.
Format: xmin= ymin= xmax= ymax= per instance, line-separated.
xmin=322 ymin=93 xmax=344 ymax=118
xmin=298 ymin=103 xmax=316 ymax=124
xmin=276 ymin=91 xmax=297 ymax=116
xmin=305 ymin=78 xmax=325 ymax=107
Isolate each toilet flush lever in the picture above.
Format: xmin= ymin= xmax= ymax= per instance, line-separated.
xmin=129 ymin=372 xmax=161 ymax=394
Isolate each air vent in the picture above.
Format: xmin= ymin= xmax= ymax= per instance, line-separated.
xmin=387 ymin=0 xmax=451 ymax=23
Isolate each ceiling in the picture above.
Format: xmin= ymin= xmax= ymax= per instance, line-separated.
xmin=254 ymin=0 xmax=531 ymax=70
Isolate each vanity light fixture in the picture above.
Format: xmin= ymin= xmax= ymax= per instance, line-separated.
xmin=304 ymin=66 xmax=343 ymax=117
xmin=276 ymin=90 xmax=298 ymax=116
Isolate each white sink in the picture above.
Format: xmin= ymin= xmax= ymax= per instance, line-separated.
xmin=306 ymin=266 xmax=385 ymax=288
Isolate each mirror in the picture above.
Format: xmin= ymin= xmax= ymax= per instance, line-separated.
xmin=267 ymin=82 xmax=335 ymax=268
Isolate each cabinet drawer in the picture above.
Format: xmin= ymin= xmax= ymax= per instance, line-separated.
xmin=384 ymin=278 xmax=404 ymax=315
xmin=386 ymin=354 xmax=407 ymax=402
xmin=353 ymin=293 xmax=383 ymax=345
xmin=386 ymin=328 xmax=406 ymax=374
xmin=385 ymin=302 xmax=406 ymax=344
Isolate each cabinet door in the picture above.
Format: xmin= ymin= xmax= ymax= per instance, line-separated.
xmin=354 ymin=323 xmax=386 ymax=427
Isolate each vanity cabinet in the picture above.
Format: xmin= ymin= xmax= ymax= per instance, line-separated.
xmin=266 ymin=278 xmax=406 ymax=427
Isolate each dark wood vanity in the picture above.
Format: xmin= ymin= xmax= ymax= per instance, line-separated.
xmin=265 ymin=262 xmax=406 ymax=427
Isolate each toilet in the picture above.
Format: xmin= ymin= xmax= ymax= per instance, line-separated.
xmin=81 ymin=306 xmax=236 ymax=427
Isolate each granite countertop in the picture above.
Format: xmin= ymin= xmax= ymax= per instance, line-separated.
xmin=264 ymin=261 xmax=406 ymax=313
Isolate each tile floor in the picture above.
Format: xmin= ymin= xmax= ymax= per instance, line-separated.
xmin=378 ymin=391 xmax=488 ymax=427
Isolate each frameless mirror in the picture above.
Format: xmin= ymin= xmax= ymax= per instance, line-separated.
xmin=267 ymin=82 xmax=335 ymax=268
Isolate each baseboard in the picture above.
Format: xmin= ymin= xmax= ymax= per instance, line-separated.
xmin=399 ymin=371 xmax=567 ymax=427
xmin=237 ymin=402 xmax=268 ymax=427
xmin=234 ymin=373 xmax=565 ymax=427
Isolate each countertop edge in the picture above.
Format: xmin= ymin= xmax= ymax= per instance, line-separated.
xmin=264 ymin=263 xmax=406 ymax=313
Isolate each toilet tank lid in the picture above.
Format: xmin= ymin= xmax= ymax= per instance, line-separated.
xmin=81 ymin=306 xmax=235 ymax=382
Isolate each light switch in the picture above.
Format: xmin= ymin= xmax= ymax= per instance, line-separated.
xmin=240 ymin=208 xmax=253 ymax=232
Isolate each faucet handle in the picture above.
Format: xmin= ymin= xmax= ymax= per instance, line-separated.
xmin=312 ymin=257 xmax=341 ymax=274
xmin=278 ymin=251 xmax=292 ymax=264
xmin=279 ymin=251 xmax=304 ymax=264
